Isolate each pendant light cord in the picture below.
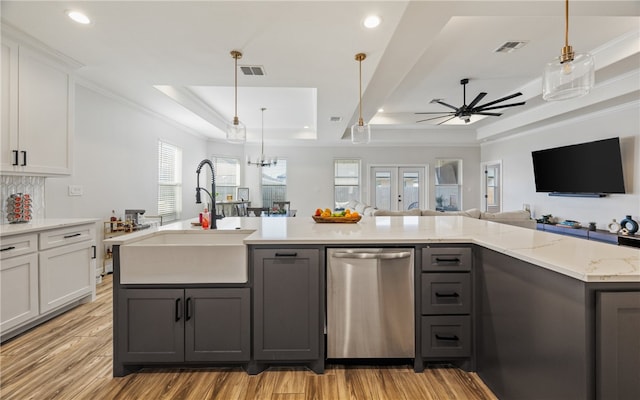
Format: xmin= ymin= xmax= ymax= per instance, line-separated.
xmin=261 ymin=107 xmax=265 ymax=157
xmin=564 ymin=0 xmax=569 ymax=48
xmin=355 ymin=53 xmax=366 ymax=126
xmin=234 ymin=54 xmax=238 ymax=121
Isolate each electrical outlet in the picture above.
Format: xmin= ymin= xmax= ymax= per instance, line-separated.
xmin=68 ymin=185 xmax=83 ymax=196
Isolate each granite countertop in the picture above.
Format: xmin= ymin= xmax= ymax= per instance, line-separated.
xmin=0 ymin=218 xmax=100 ymax=236
xmin=103 ymin=216 xmax=640 ymax=283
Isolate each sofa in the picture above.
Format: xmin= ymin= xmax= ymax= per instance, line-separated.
xmin=344 ymin=200 xmax=536 ymax=229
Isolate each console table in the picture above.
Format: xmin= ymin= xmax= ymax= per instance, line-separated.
xmin=536 ymin=223 xmax=639 ymax=248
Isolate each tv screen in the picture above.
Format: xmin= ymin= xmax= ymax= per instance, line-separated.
xmin=531 ymin=137 xmax=626 ymax=194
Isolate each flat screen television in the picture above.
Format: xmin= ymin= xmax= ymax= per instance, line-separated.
xmin=531 ymin=137 xmax=626 ymax=196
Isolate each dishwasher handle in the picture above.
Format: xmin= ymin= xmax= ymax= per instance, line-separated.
xmin=331 ymin=251 xmax=412 ymax=260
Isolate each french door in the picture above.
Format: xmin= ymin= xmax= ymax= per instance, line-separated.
xmin=370 ymin=166 xmax=426 ymax=211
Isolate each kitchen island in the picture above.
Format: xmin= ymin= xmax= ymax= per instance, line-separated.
xmin=106 ymin=216 xmax=640 ymax=400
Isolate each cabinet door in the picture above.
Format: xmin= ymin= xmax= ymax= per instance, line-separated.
xmin=1 ymin=40 xmax=19 ymax=172
xmin=16 ymin=47 xmax=72 ymax=175
xmin=185 ymin=288 xmax=250 ymax=362
xmin=254 ymin=249 xmax=320 ymax=360
xmin=38 ymin=241 xmax=93 ymax=313
xmin=118 ymin=289 xmax=184 ymax=363
xmin=0 ymin=253 xmax=38 ymax=333
xmin=597 ymin=291 xmax=640 ymax=400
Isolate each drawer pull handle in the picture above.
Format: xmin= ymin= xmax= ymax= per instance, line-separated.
xmin=185 ymin=297 xmax=192 ymax=321
xmin=0 ymin=246 xmax=16 ymax=252
xmin=435 ymin=257 xmax=460 ymax=263
xmin=275 ymin=252 xmax=298 ymax=257
xmin=175 ymin=298 xmax=182 ymax=321
xmin=435 ymin=334 xmax=459 ymax=341
xmin=63 ymin=233 xmax=82 ymax=239
xmin=435 ymin=292 xmax=459 ymax=298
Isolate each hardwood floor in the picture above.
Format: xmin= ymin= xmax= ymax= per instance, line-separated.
xmin=0 ymin=275 xmax=498 ymax=400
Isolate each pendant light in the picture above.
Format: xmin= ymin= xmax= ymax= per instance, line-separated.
xmin=226 ymin=50 xmax=246 ymax=143
xmin=351 ymin=53 xmax=371 ymax=144
xmin=542 ymin=0 xmax=594 ymax=101
xmin=247 ymin=107 xmax=277 ymax=167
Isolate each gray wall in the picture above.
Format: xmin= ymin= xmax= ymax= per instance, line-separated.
xmin=481 ymin=103 xmax=640 ymax=230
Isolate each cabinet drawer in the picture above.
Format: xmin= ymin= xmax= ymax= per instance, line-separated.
xmin=421 ymin=273 xmax=471 ymax=315
xmin=0 ymin=233 xmax=37 ymax=260
xmin=421 ymin=315 xmax=471 ymax=358
xmin=422 ymin=247 xmax=471 ymax=271
xmin=39 ymin=224 xmax=95 ymax=250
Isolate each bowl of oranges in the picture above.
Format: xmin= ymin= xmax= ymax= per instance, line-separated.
xmin=312 ymin=208 xmax=361 ymax=223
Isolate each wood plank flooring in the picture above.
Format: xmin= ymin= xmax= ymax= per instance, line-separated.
xmin=0 ymin=275 xmax=498 ymax=400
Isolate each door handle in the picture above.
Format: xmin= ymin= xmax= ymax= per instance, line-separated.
xmin=185 ymin=297 xmax=192 ymax=321
xmin=20 ymin=151 xmax=27 ymax=166
xmin=12 ymin=150 xmax=19 ymax=166
xmin=175 ymin=298 xmax=182 ymax=321
xmin=91 ymin=245 xmax=96 ymax=259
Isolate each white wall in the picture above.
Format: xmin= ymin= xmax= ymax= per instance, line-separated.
xmin=45 ymin=84 xmax=208 ymax=222
xmin=481 ymin=103 xmax=640 ymax=230
xmin=210 ymin=142 xmax=481 ymax=218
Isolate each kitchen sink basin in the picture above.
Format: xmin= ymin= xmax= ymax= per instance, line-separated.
xmin=119 ymin=230 xmax=252 ymax=284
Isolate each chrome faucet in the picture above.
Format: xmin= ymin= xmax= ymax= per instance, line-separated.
xmin=195 ymin=159 xmax=218 ymax=229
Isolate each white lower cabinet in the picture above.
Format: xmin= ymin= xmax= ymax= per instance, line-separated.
xmin=39 ymin=241 xmax=93 ymax=313
xmin=0 ymin=253 xmax=39 ymax=332
xmin=0 ymin=222 xmax=97 ymax=341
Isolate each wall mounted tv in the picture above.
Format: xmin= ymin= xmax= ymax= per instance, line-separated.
xmin=531 ymin=137 xmax=625 ymax=197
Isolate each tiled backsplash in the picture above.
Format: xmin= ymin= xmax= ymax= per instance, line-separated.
xmin=1 ymin=175 xmax=45 ymax=224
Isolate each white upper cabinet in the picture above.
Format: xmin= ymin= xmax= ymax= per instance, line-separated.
xmin=1 ymin=38 xmax=73 ymax=175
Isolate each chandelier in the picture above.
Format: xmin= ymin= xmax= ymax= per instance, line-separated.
xmin=247 ymin=107 xmax=277 ymax=167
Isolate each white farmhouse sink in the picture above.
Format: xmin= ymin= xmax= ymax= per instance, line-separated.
xmin=119 ymin=230 xmax=251 ymax=284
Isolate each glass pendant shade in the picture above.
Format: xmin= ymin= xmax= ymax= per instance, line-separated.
xmin=351 ymin=120 xmax=371 ymax=144
xmin=226 ymin=118 xmax=246 ymax=144
xmin=543 ymin=52 xmax=594 ymax=101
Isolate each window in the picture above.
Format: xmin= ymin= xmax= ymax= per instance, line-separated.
xmin=157 ymin=141 xmax=182 ymax=222
xmin=212 ymin=156 xmax=240 ymax=201
xmin=261 ymin=160 xmax=287 ymax=209
xmin=434 ymin=159 xmax=462 ymax=211
xmin=334 ymin=159 xmax=360 ymax=208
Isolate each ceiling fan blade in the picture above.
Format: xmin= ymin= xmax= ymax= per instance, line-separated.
xmin=473 ymin=112 xmax=502 ymax=117
xmin=475 ymin=92 xmax=523 ymax=109
xmin=474 ymin=101 xmax=526 ymax=112
xmin=416 ymin=114 xmax=455 ymax=123
xmin=415 ymin=111 xmax=455 ymax=115
xmin=432 ymin=100 xmax=459 ymax=111
xmin=437 ymin=115 xmax=457 ymax=125
xmin=467 ymin=92 xmax=487 ymax=109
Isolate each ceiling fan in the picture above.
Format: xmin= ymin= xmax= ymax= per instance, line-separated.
xmin=416 ymin=78 xmax=526 ymax=124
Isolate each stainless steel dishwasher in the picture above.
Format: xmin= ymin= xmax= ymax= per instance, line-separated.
xmin=327 ymin=248 xmax=415 ymax=358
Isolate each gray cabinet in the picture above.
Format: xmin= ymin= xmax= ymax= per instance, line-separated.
xmin=252 ymin=248 xmax=322 ymax=370
xmin=118 ymin=288 xmax=250 ymax=364
xmin=597 ymin=291 xmax=640 ymax=400
xmin=420 ymin=247 xmax=472 ymax=362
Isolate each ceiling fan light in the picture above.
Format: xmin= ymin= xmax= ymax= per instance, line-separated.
xmin=542 ymin=52 xmax=594 ymax=101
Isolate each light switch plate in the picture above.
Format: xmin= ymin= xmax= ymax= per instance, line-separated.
xmin=68 ymin=185 xmax=83 ymax=196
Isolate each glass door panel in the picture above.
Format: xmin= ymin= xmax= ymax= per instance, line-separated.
xmin=370 ymin=166 xmax=425 ymax=211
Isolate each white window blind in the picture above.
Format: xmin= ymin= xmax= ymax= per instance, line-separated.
xmin=213 ymin=157 xmax=240 ymax=200
xmin=158 ymin=141 xmax=182 ymax=222
xmin=334 ymin=159 xmax=360 ymax=208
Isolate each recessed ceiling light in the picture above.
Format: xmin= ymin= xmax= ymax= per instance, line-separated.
xmin=363 ymin=15 xmax=381 ymax=29
xmin=66 ymin=10 xmax=91 ymax=25
xmin=378 ymin=108 xmax=384 ymax=113
xmin=303 ymin=125 xmax=309 ymax=129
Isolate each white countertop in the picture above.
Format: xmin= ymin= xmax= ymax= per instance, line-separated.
xmin=103 ymin=216 xmax=640 ymax=283
xmin=0 ymin=218 xmax=99 ymax=236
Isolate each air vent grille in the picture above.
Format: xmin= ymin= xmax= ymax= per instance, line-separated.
xmin=240 ymin=66 xmax=265 ymax=76
xmin=494 ymin=41 xmax=529 ymax=53
xmin=330 ymin=116 xmax=342 ymax=122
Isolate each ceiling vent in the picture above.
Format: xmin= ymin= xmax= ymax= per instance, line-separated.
xmin=494 ymin=41 xmax=529 ymax=53
xmin=240 ymin=65 xmax=265 ymax=76
xmin=330 ymin=116 xmax=342 ymax=122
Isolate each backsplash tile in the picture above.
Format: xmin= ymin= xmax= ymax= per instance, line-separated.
xmin=1 ymin=175 xmax=45 ymax=224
